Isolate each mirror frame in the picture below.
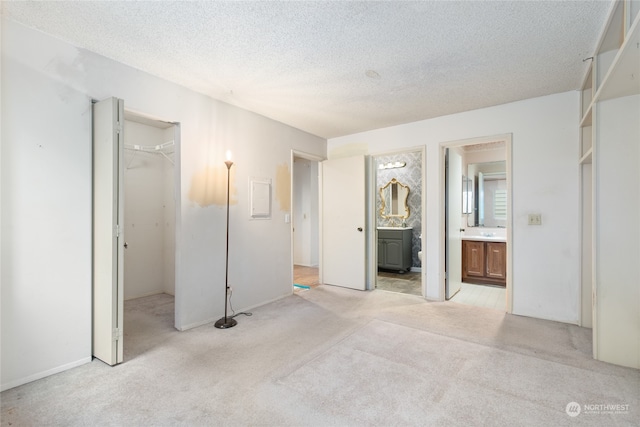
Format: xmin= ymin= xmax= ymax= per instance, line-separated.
xmin=379 ymin=178 xmax=410 ymax=220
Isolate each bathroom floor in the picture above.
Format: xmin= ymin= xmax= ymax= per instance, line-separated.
xmin=450 ymin=282 xmax=506 ymax=310
xmin=376 ymin=270 xmax=421 ymax=296
xmin=294 ymin=267 xmax=502 ymax=308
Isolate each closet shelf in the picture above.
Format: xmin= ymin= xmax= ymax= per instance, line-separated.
xmin=593 ymin=15 xmax=640 ymax=102
xmin=580 ymin=107 xmax=593 ymax=128
xmin=579 ymin=148 xmax=593 ymax=165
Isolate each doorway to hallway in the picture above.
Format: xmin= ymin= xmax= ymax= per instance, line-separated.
xmin=291 ymin=152 xmax=321 ymax=291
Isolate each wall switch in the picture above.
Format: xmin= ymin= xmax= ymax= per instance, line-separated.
xmin=284 ymin=213 xmax=291 ymax=224
xmin=528 ymin=214 xmax=542 ymax=225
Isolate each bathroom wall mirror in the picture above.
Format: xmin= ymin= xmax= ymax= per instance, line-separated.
xmin=379 ymin=178 xmax=410 ymax=219
xmin=466 ymin=161 xmax=506 ymax=227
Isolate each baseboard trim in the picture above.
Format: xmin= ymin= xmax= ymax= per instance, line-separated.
xmin=1 ymin=356 xmax=92 ymax=392
xmin=177 ymin=292 xmax=291 ymax=331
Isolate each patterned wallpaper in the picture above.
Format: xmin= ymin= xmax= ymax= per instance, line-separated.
xmin=376 ymin=151 xmax=422 ymax=268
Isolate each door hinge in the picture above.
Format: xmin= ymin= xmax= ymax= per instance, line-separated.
xmin=116 ymin=121 xmax=122 ymax=134
xmin=114 ymin=224 xmax=121 ymax=238
xmin=112 ymin=328 xmax=122 ymax=342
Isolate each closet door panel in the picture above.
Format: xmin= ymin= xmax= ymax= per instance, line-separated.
xmin=92 ymin=97 xmax=124 ymax=366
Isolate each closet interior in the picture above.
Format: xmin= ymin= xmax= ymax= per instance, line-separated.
xmin=123 ymin=113 xmax=176 ymax=301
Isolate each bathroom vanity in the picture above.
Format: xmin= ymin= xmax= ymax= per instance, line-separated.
xmin=377 ymin=227 xmax=413 ymax=273
xmin=462 ymin=238 xmax=506 ymax=286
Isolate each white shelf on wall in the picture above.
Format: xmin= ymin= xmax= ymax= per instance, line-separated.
xmin=579 ymin=147 xmax=593 ymax=165
xmin=579 ymin=1 xmax=640 ymax=128
xmin=579 ymin=1 xmax=639 ymax=166
xmin=597 ymin=17 xmax=640 ymax=101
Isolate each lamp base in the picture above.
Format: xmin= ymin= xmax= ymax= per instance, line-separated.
xmin=214 ymin=316 xmax=237 ymax=329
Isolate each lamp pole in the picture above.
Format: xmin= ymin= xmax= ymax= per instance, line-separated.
xmin=215 ymin=156 xmax=238 ymax=329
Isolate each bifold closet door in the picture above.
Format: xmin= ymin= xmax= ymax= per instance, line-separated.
xmin=92 ymin=97 xmax=124 ymax=366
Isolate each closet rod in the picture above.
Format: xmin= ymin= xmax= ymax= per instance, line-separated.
xmin=124 ymin=140 xmax=174 ymax=152
xmin=124 ymin=140 xmax=174 ymax=167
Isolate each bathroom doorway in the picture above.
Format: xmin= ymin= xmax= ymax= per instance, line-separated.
xmin=442 ymin=135 xmax=512 ymax=312
xmin=291 ymin=151 xmax=322 ymax=291
xmin=373 ymin=148 xmax=424 ymax=296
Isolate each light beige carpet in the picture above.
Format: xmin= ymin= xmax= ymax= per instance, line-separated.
xmin=266 ymin=319 xmax=635 ymax=426
xmin=1 ymin=286 xmax=638 ymax=426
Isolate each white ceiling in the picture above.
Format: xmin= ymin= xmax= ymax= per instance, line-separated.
xmin=3 ymin=1 xmax=612 ymax=139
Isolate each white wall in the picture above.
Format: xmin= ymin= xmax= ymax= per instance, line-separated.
xmin=1 ymin=20 xmax=93 ymax=391
xmin=463 ymin=146 xmax=506 ymax=167
xmin=1 ymin=18 xmax=325 ymax=390
xmin=328 ymin=91 xmax=580 ymax=324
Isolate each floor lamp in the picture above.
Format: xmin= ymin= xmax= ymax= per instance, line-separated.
xmin=215 ymin=151 xmax=238 ymax=329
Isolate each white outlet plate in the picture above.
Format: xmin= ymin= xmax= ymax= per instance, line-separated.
xmin=528 ymin=214 xmax=542 ymax=225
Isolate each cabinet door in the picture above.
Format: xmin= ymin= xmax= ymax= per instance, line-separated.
xmin=384 ymin=239 xmax=403 ymax=269
xmin=463 ymin=240 xmax=485 ymax=278
xmin=486 ymin=242 xmax=506 ymax=280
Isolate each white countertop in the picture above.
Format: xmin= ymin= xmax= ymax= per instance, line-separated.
xmin=462 ymin=228 xmax=507 ymax=242
xmin=461 ymin=235 xmax=506 ymax=242
xmin=377 ymin=227 xmax=413 ymax=231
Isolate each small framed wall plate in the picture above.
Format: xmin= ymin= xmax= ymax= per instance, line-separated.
xmin=250 ymin=177 xmax=271 ymax=219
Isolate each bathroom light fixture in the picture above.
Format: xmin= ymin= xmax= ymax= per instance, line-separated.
xmin=215 ymin=150 xmax=238 ymax=329
xmin=378 ymin=161 xmax=406 ymax=170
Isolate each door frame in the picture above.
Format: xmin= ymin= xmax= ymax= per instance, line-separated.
xmin=370 ymin=146 xmax=426 ymax=296
xmin=440 ymin=134 xmax=513 ymax=313
xmin=290 ymin=150 xmax=324 ymax=288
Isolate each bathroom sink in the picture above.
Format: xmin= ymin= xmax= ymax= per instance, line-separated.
xmin=461 ymin=235 xmax=506 ymax=242
xmin=377 ymin=226 xmax=413 ymax=230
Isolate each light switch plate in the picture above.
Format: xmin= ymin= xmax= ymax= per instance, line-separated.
xmin=528 ymin=214 xmax=542 ymax=225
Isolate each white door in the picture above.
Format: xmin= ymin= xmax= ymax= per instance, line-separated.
xmin=92 ymin=97 xmax=124 ymax=365
xmin=446 ymin=148 xmax=463 ymax=299
xmin=321 ymin=155 xmax=366 ymax=290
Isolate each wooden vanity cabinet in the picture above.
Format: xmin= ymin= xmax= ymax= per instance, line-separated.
xmin=462 ymin=240 xmax=506 ymax=286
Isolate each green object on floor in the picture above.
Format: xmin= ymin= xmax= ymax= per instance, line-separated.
xmin=293 ymin=284 xmax=310 ymax=289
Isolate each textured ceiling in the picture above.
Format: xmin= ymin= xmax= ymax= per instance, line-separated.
xmin=2 ymin=1 xmax=612 ymax=138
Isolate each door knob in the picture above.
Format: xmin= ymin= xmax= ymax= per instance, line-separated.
xmin=124 ymin=242 xmax=128 ymax=249
xmin=357 ymin=227 xmax=363 ymax=232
